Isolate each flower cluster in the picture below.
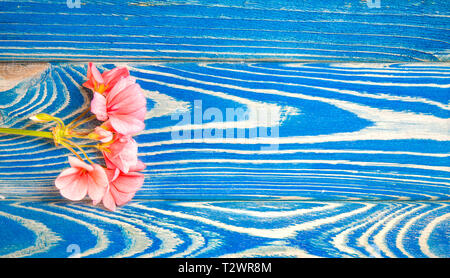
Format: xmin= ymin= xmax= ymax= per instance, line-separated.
xmin=33 ymin=63 xmax=147 ymax=211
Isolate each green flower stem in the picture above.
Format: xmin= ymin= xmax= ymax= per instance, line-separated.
xmin=0 ymin=127 xmax=53 ymax=139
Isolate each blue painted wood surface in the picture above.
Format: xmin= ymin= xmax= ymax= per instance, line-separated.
xmin=0 ymin=200 xmax=449 ymax=258
xmin=0 ymin=0 xmax=449 ymax=258
xmin=0 ymin=0 xmax=449 ymax=62
xmin=0 ymin=62 xmax=448 ymax=257
xmin=0 ymin=62 xmax=448 ymax=202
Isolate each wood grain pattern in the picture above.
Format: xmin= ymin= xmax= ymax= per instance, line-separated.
xmin=0 ymin=62 xmax=448 ymax=203
xmin=1 ymin=0 xmax=449 ymax=259
xmin=0 ymin=200 xmax=448 ymax=258
xmin=0 ymin=0 xmax=449 ymax=62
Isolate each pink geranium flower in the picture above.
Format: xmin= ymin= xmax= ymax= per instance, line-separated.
xmin=102 ymin=134 xmax=139 ymax=174
xmin=102 ymin=161 xmax=146 ymax=211
xmin=83 ymin=62 xmax=130 ymax=94
xmin=55 ymin=156 xmax=109 ymax=205
xmin=90 ymin=76 xmax=146 ymax=136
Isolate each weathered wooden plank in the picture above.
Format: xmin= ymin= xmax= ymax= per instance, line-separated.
xmin=0 ymin=62 xmax=448 ymax=202
xmin=0 ymin=0 xmax=449 ymax=62
xmin=0 ymin=200 xmax=448 ymax=258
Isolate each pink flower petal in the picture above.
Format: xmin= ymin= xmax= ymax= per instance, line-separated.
xmin=100 ymin=120 xmax=115 ymax=133
xmin=102 ymin=67 xmax=130 ymax=93
xmin=131 ymin=105 xmax=147 ymax=122
xmin=88 ymin=63 xmax=104 ymax=85
xmin=102 ymin=190 xmax=116 ymax=211
xmin=107 ymin=76 xmax=136 ymax=102
xmin=108 ymin=168 xmax=121 ymax=182
xmin=103 ymin=154 xmax=120 ymax=172
xmin=107 ymin=84 xmax=144 ymax=112
xmin=116 ymin=137 xmax=138 ymax=160
xmin=82 ymin=80 xmax=95 ymax=91
xmin=109 ymin=186 xmax=136 ymax=207
xmin=68 ymin=156 xmax=93 ymax=172
xmin=83 ymin=63 xmax=96 ymax=90
xmin=109 ymin=114 xmax=145 ymax=136
xmin=55 ymin=168 xmax=80 ymax=190
xmin=130 ymin=160 xmax=146 ymax=172
xmin=87 ymin=165 xmax=109 ymax=205
xmin=56 ymin=157 xmax=110 ymax=204
xmin=91 ymin=92 xmax=108 ymax=121
xmin=87 ymin=73 xmax=146 ymax=136
xmin=103 ymin=136 xmax=138 ymax=173
xmin=90 ymin=164 xmax=109 ymax=185
xmin=112 ymin=172 xmax=144 ymax=194
xmin=59 ymin=174 xmax=89 ymax=201
xmin=102 ymin=167 xmax=144 ymax=209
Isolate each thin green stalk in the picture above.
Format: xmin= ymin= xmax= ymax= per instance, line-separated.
xmin=59 ymin=141 xmax=84 ymax=161
xmin=66 ymin=108 xmax=90 ymax=129
xmin=62 ymin=138 xmax=95 ymax=165
xmin=69 ymin=115 xmax=97 ymax=130
xmin=0 ymin=127 xmax=53 ymax=139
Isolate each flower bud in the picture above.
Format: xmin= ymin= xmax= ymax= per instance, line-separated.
xmin=88 ymin=126 xmax=113 ymax=143
xmin=29 ymin=113 xmax=54 ymax=123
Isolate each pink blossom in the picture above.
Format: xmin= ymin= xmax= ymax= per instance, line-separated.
xmin=55 ymin=156 xmax=109 ymax=205
xmin=102 ymin=135 xmax=139 ymax=174
xmin=102 ymin=161 xmax=146 ymax=211
xmin=90 ymin=76 xmax=146 ymax=136
xmin=83 ymin=62 xmax=130 ymax=94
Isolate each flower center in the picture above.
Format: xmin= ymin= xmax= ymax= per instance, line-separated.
xmin=51 ymin=125 xmax=66 ymax=146
xmin=95 ymin=83 xmax=107 ymax=94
